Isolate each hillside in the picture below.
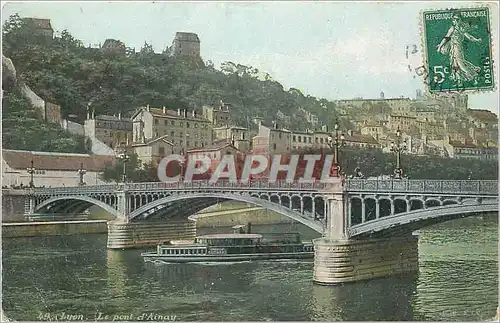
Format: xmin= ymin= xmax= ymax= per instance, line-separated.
xmin=2 ymin=14 xmax=342 ymax=149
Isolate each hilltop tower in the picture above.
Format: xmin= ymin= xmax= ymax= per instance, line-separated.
xmin=169 ymin=32 xmax=200 ymax=58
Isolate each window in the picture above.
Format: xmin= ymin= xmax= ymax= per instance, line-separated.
xmin=164 ymin=120 xmax=168 ymax=125
xmin=171 ymin=131 xmax=175 ymax=137
xmin=186 ymin=122 xmax=190 ymax=128
xmin=293 ymin=136 xmax=296 ymax=142
xmin=279 ymin=133 xmax=282 ymax=139
xmin=154 ymin=119 xmax=159 ymax=125
xmin=273 ymin=143 xmax=277 ymax=150
xmin=195 ymin=141 xmax=198 ymax=147
xmin=298 ymin=137 xmax=302 ymax=143
xmin=308 ymin=137 xmax=312 ymax=143
xmin=180 ymin=122 xmax=184 ymax=127
xmin=171 ymin=120 xmax=175 ymax=126
xmin=159 ymin=146 xmax=165 ymax=155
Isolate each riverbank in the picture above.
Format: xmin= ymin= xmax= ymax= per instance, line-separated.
xmin=2 ymin=220 xmax=108 ymax=238
xmin=1 ymin=206 xmax=292 ymax=238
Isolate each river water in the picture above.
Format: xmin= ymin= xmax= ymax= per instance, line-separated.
xmin=2 ymin=215 xmax=498 ymax=321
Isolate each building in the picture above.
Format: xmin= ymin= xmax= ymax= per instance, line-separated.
xmin=389 ymin=115 xmax=417 ymax=132
xmin=101 ymin=39 xmax=126 ymax=55
xmin=442 ymin=135 xmax=497 ymax=160
xmin=360 ymin=123 xmax=385 ymax=141
xmin=212 ymin=125 xmax=251 ymax=153
xmin=131 ymin=135 xmax=174 ymax=166
xmin=312 ymin=126 xmax=331 ymax=149
xmin=2 ymin=149 xmax=116 ymax=188
xmin=23 ymin=18 xmax=53 ymax=38
xmin=84 ymin=112 xmax=133 ymax=150
xmin=202 ymin=102 xmax=231 ymax=127
xmin=169 ymin=32 xmax=200 ymax=57
xmin=291 ymin=130 xmax=314 ymax=151
xmin=131 ymin=105 xmax=212 ymax=155
xmin=343 ymin=130 xmax=380 ymax=149
xmin=187 ymin=140 xmax=242 ymax=174
xmin=256 ymin=122 xmax=292 ymax=154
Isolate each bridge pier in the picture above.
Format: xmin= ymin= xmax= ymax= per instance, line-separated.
xmin=313 ymin=235 xmax=419 ymax=285
xmin=313 ymin=181 xmax=418 ymax=285
xmin=107 ymin=219 xmax=197 ymax=249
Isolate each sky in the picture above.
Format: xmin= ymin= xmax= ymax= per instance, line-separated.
xmin=2 ymin=1 xmax=499 ymax=113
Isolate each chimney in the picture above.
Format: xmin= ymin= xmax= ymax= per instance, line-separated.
xmin=177 ymin=108 xmax=181 ymax=116
xmin=91 ymin=109 xmax=95 ymax=119
xmin=118 ymin=112 xmax=121 ymax=120
xmin=192 ymin=110 xmax=196 ymax=117
xmin=347 ymin=129 xmax=353 ymax=136
xmin=146 ymin=104 xmax=150 ymax=112
xmin=183 ymin=109 xmax=187 ymax=118
xmin=163 ymin=106 xmax=166 ymax=114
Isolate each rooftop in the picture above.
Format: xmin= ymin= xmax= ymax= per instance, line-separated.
xmin=174 ymin=32 xmax=200 ymax=42
xmin=147 ymin=107 xmax=210 ymax=122
xmin=23 ymin=18 xmax=52 ymax=30
xmin=187 ymin=140 xmax=237 ymax=153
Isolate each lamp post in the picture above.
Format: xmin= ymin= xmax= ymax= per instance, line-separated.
xmin=390 ymin=127 xmax=407 ymax=180
xmin=327 ymin=120 xmax=346 ymax=177
xmin=27 ymin=159 xmax=36 ymax=188
xmin=78 ymin=162 xmax=87 ymax=186
xmin=118 ymin=152 xmax=130 ymax=183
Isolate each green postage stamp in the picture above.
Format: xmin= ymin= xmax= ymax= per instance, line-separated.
xmin=422 ymin=6 xmax=494 ymax=93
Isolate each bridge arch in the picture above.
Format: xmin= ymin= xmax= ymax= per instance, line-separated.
xmin=34 ymin=195 xmax=122 ymax=218
xmin=128 ymin=192 xmax=324 ymax=233
xmin=348 ymin=201 xmax=498 ymax=238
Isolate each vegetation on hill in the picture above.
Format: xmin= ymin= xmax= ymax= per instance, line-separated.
xmin=2 ymin=13 xmax=341 ymax=135
xmin=2 ymin=84 xmax=91 ymax=153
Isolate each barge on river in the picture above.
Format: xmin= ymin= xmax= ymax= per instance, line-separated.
xmin=141 ymin=228 xmax=314 ymax=263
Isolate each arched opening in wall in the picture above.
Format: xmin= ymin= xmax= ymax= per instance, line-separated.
xmin=409 ymin=199 xmax=424 ymax=211
xmin=35 ymin=198 xmax=118 ymax=221
xmin=350 ymin=198 xmax=362 ymax=225
xmin=270 ymin=195 xmax=280 ymax=204
xmin=314 ymin=197 xmax=325 ymax=219
xmin=425 ymin=199 xmax=441 ymax=209
xmin=394 ymin=199 xmax=407 ymax=214
xmin=281 ymin=195 xmax=291 ymax=208
xmin=378 ymin=198 xmax=392 ymax=218
xmin=291 ymin=195 xmax=301 ymax=211
xmin=364 ymin=198 xmax=377 ymax=221
xmin=442 ymin=200 xmax=459 ymax=206
xmin=302 ymin=196 xmax=313 ymax=215
xmin=260 ymin=194 xmax=269 ymax=201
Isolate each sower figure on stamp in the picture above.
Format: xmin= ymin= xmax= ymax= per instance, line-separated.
xmin=436 ymin=14 xmax=482 ymax=86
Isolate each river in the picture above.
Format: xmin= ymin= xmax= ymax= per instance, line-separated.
xmin=2 ymin=214 xmax=498 ymax=321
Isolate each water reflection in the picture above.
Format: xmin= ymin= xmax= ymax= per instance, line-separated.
xmin=310 ymin=274 xmax=417 ymax=321
xmin=2 ymin=219 xmax=498 ymax=321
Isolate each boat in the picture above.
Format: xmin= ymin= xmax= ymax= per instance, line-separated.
xmin=141 ymin=224 xmax=314 ymax=263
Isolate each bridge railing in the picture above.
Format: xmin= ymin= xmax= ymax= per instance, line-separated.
xmin=125 ymin=180 xmax=332 ymax=191
xmin=345 ymin=179 xmax=498 ymax=195
xmin=30 ymin=180 xmax=335 ymax=194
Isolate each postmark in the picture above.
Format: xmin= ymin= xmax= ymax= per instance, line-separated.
xmin=421 ymin=6 xmax=495 ymax=94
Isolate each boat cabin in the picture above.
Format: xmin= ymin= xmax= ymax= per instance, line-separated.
xmin=195 ymin=234 xmax=263 ymax=246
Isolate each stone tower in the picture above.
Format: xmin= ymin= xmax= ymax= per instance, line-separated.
xmin=169 ymin=32 xmax=200 ymax=57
